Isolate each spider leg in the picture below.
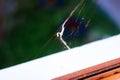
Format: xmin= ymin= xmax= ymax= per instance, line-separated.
xmin=85 ymin=18 xmax=91 ymax=28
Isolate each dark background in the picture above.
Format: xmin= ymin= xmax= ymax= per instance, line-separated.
xmin=0 ymin=0 xmax=119 ymax=69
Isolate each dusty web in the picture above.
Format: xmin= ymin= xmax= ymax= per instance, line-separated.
xmin=40 ymin=0 xmax=96 ymax=54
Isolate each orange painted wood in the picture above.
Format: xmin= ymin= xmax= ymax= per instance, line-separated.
xmin=53 ymin=58 xmax=120 ymax=80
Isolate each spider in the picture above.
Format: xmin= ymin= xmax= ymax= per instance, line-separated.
xmin=41 ymin=0 xmax=94 ymax=51
xmin=61 ymin=16 xmax=87 ymax=38
xmin=56 ymin=0 xmax=91 ymax=49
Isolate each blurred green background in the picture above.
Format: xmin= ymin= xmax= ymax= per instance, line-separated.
xmin=0 ymin=0 xmax=119 ymax=69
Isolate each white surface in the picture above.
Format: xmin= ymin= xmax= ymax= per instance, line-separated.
xmin=0 ymin=34 xmax=120 ymax=80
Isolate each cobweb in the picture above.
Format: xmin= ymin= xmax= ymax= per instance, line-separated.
xmin=39 ymin=0 xmax=96 ymax=56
